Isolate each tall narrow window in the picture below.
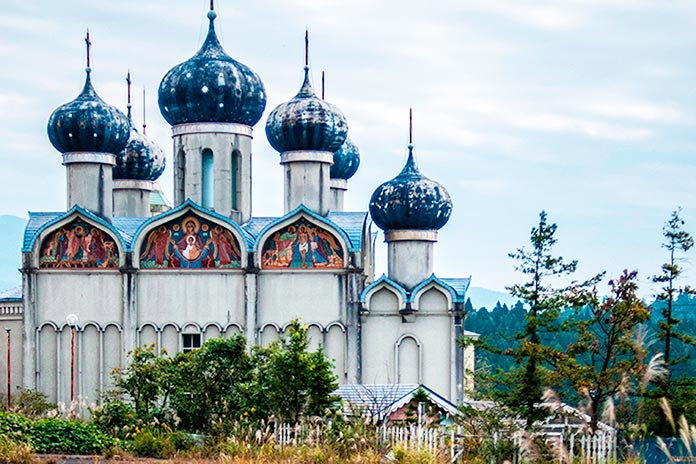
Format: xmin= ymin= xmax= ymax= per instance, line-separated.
xmin=202 ymin=149 xmax=214 ymax=209
xmin=231 ymin=150 xmax=240 ymax=211
xmin=176 ymin=148 xmax=186 ymax=203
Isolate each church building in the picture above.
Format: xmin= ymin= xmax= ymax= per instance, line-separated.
xmin=18 ymin=4 xmax=474 ymax=408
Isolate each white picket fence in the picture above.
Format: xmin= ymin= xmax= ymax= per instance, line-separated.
xmin=273 ymin=422 xmax=617 ymax=463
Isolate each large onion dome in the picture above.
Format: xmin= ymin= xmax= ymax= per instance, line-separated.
xmin=331 ymin=137 xmax=360 ymax=180
xmin=114 ymin=127 xmax=166 ymax=181
xmin=158 ymin=8 xmax=266 ymax=127
xmin=47 ymin=68 xmax=129 ymax=155
xmin=369 ymin=145 xmax=452 ymax=231
xmin=265 ymin=66 xmax=348 ymax=153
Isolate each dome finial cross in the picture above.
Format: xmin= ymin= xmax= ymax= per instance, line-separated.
xmin=409 ymin=108 xmax=413 ymax=146
xmin=85 ymin=29 xmax=92 ymax=71
xmin=126 ymin=71 xmax=132 ymax=121
xmin=142 ymin=87 xmax=147 ymax=135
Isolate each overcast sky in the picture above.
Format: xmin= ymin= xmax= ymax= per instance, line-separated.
xmin=2 ymin=0 xmax=696 ymax=296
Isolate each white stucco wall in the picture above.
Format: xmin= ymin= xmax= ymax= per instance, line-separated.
xmin=137 ymin=272 xmax=246 ymax=326
xmin=256 ymin=272 xmax=344 ymax=326
xmin=36 ymin=272 xmax=123 ymax=324
xmin=362 ymin=287 xmax=455 ymax=399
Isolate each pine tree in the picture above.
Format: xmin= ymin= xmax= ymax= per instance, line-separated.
xmin=648 ymin=209 xmax=696 ymax=435
xmin=653 ymin=209 xmax=696 ymax=378
xmin=471 ymin=211 xmax=600 ymax=429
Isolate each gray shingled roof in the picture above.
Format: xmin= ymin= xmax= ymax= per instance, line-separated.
xmin=335 ymin=384 xmax=460 ymax=419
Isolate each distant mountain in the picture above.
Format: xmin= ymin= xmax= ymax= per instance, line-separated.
xmin=466 ymin=286 xmax=520 ymax=310
xmin=0 ymin=215 xmax=26 ymax=292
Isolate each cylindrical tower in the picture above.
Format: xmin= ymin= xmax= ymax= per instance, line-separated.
xmin=158 ymin=5 xmax=266 ymax=223
xmin=265 ymin=32 xmax=348 ymax=216
xmin=113 ymin=74 xmax=166 ymax=217
xmin=330 ymin=138 xmax=360 ymax=212
xmin=369 ymin=137 xmax=452 ymax=289
xmin=47 ymin=32 xmax=130 ymax=218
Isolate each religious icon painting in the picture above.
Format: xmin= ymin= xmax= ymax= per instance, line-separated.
xmin=261 ymin=218 xmax=344 ymax=269
xmin=140 ymin=214 xmax=242 ymax=269
xmin=39 ymin=218 xmax=120 ymax=269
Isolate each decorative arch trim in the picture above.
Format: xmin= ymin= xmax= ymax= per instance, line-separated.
xmin=360 ymin=274 xmax=407 ymax=311
xmin=260 ymin=322 xmax=281 ymax=333
xmin=326 ymin=321 xmax=347 ymax=333
xmin=223 ymin=322 xmax=244 ymax=334
xmin=103 ymin=322 xmax=124 ymax=332
xmin=160 ymin=321 xmax=182 ymax=331
xmin=137 ymin=322 xmax=159 ymax=333
xmin=394 ymin=334 xmax=423 ymax=385
xmin=411 ymin=276 xmax=455 ymax=311
xmin=32 ymin=206 xmax=125 ymax=269
xmin=134 ymin=200 xmax=247 ymax=269
xmin=256 ymin=207 xmax=350 ymax=270
xmin=37 ymin=321 xmax=60 ymax=332
xmin=202 ymin=321 xmax=223 ymax=332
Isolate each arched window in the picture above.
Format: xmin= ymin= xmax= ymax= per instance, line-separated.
xmin=231 ymin=149 xmax=241 ymax=211
xmin=202 ymin=149 xmax=214 ymax=209
xmin=176 ymin=148 xmax=186 ymax=202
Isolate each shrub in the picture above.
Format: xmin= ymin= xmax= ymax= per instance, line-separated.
xmin=31 ymin=418 xmax=112 ymax=454
xmin=12 ymin=390 xmax=55 ymax=419
xmin=90 ymin=398 xmax=137 ymax=440
xmin=0 ymin=438 xmax=35 ymax=464
xmin=129 ymin=425 xmax=196 ymax=458
xmin=0 ymin=412 xmax=33 ymax=444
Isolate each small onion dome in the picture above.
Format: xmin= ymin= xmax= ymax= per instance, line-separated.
xmin=158 ymin=10 xmax=266 ymax=127
xmin=47 ymin=70 xmax=130 ymax=155
xmin=369 ymin=145 xmax=452 ymax=231
xmin=331 ymin=137 xmax=360 ymax=180
xmin=114 ymin=126 xmax=166 ymax=181
xmin=265 ymin=67 xmax=348 ymax=153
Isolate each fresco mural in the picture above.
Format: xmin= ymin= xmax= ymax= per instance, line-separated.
xmin=140 ymin=214 xmax=242 ymax=269
xmin=261 ymin=218 xmax=344 ymax=269
xmin=40 ymin=218 xmax=119 ymax=269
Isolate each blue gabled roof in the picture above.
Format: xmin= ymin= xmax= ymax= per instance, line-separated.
xmin=441 ymin=277 xmax=471 ymax=303
xmin=248 ymin=205 xmax=363 ymax=252
xmin=23 ymin=203 xmax=368 ymax=256
xmin=412 ymin=274 xmax=471 ymax=304
xmin=242 ymin=217 xmax=277 ymax=245
xmin=327 ymin=211 xmax=368 ymax=252
xmin=131 ymin=199 xmax=252 ymax=251
xmin=23 ymin=212 xmax=63 ymax=252
xmin=361 ymin=274 xmax=471 ymax=305
xmin=360 ymin=274 xmax=408 ymax=303
xmin=23 ymin=206 xmax=126 ymax=254
xmin=112 ymin=217 xmax=149 ymax=249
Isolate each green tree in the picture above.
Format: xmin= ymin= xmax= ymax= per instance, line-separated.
xmin=561 ymin=270 xmax=650 ymax=432
xmin=111 ymin=344 xmax=169 ymax=421
xmin=649 ymin=208 xmax=696 ymax=435
xmin=167 ymin=335 xmax=253 ymax=433
xmin=653 ymin=209 xmax=696 ymax=379
xmin=470 ymin=211 xmax=600 ymax=429
xmin=251 ymin=321 xmax=339 ymax=422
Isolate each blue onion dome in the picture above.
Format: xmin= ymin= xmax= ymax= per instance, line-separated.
xmin=369 ymin=145 xmax=452 ymax=231
xmin=331 ymin=137 xmax=360 ymax=180
xmin=47 ymin=69 xmax=130 ymax=155
xmin=158 ymin=9 xmax=266 ymax=127
xmin=265 ymin=66 xmax=348 ymax=153
xmin=114 ymin=126 xmax=166 ymax=181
